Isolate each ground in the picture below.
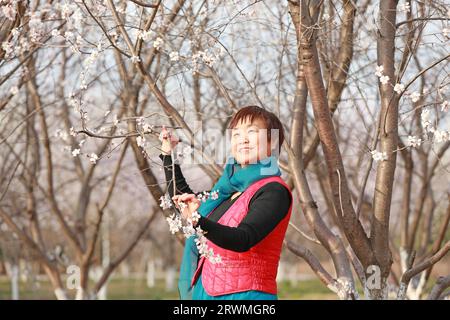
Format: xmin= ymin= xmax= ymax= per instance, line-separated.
xmin=0 ymin=276 xmax=337 ymax=300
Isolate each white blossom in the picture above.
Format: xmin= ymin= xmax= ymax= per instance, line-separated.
xmin=163 ymin=195 xmax=222 ymax=263
xmin=29 ymin=12 xmax=44 ymax=43
xmin=72 ymin=148 xmax=80 ymax=157
xmin=194 ymin=227 xmax=221 ymax=264
xmin=136 ymin=117 xmax=144 ymax=126
xmin=398 ymin=2 xmax=410 ymax=13
xmin=136 ymin=136 xmax=146 ymax=148
xmin=2 ymin=4 xmax=16 ymax=21
xmin=195 ymin=190 xmax=220 ymax=203
xmin=380 ymin=75 xmax=390 ymax=85
xmin=190 ymin=210 xmax=201 ymax=224
xmin=72 ymin=8 xmax=84 ymax=32
xmin=210 ymin=254 xmax=222 ymax=264
xmin=159 ymin=194 xmax=172 ymax=210
xmin=89 ymin=153 xmax=99 ymax=164
xmin=182 ymin=222 xmax=196 ymax=238
xmin=441 ymin=101 xmax=449 ymax=112
xmin=169 ymin=51 xmax=179 ymax=62
xmin=407 ymin=135 xmax=422 ymax=148
xmin=84 ymin=50 xmax=100 ymax=67
xmin=60 ymin=3 xmax=73 ymax=20
xmin=191 ymin=50 xmax=218 ymax=73
xmin=116 ymin=6 xmax=126 ymax=14
xmin=137 ymin=30 xmax=153 ymax=41
xmin=375 ymin=65 xmax=384 ymax=77
xmin=371 ymin=150 xmax=388 ymax=162
xmin=51 ymin=29 xmax=61 ymax=37
xmin=443 ymin=27 xmax=450 ymax=38
xmin=394 ymin=83 xmax=405 ymax=94
xmin=112 ymin=114 xmax=119 ymax=126
xmin=433 ymin=130 xmax=449 ymax=143
xmin=64 ymin=31 xmax=75 ymax=41
xmin=197 ymin=191 xmax=210 ymax=203
xmin=178 ymin=201 xmax=187 ymax=211
xmin=166 ymin=213 xmax=182 ymax=234
xmin=54 ymin=129 xmax=69 ymax=142
xmin=210 ymin=190 xmax=219 ymax=200
xmin=9 ymin=86 xmax=19 ymax=96
xmin=80 ymin=78 xmax=88 ymax=90
xmin=130 ymin=55 xmax=141 ymax=64
xmin=410 ymin=91 xmax=421 ymax=103
xmin=2 ymin=41 xmax=13 ymax=58
xmin=142 ymin=123 xmax=153 ymax=133
xmin=11 ymin=28 xmax=20 ymax=38
xmin=153 ymin=37 xmax=163 ymax=50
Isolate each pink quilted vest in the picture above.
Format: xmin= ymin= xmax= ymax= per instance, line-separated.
xmin=190 ymin=176 xmax=292 ymax=296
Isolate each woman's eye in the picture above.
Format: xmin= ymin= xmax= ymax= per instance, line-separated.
xmin=248 ymin=129 xmax=257 ymax=134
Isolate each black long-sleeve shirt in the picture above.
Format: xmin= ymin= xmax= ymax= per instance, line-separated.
xmin=159 ymin=154 xmax=291 ymax=252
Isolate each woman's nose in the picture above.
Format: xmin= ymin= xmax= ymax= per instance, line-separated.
xmin=239 ymin=135 xmax=249 ymax=144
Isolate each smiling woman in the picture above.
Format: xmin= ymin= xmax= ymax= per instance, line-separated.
xmin=229 ymin=106 xmax=285 ymax=166
xmin=160 ymin=105 xmax=292 ymax=300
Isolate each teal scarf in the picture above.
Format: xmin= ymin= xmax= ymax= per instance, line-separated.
xmin=178 ymin=155 xmax=281 ymax=299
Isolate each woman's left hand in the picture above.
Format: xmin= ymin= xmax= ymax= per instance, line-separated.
xmin=172 ymin=193 xmax=201 ymax=225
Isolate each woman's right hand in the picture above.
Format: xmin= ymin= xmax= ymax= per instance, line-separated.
xmin=172 ymin=193 xmax=201 ymax=225
xmin=159 ymin=126 xmax=179 ymax=155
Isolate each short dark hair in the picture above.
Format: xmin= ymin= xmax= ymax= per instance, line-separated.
xmin=228 ymin=105 xmax=285 ymax=152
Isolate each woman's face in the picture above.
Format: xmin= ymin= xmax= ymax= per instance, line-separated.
xmin=230 ymin=117 xmax=271 ymax=166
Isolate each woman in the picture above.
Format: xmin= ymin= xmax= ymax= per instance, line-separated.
xmin=159 ymin=105 xmax=292 ymax=300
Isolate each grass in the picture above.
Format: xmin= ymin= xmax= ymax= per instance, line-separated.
xmin=0 ymin=276 xmax=337 ymax=300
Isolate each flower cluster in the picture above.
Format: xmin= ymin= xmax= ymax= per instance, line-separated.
xmin=137 ymin=30 xmax=153 ymax=42
xmin=394 ymin=83 xmax=405 ymax=94
xmin=197 ymin=190 xmax=219 ymax=202
xmin=166 ymin=213 xmax=182 ymax=234
xmin=404 ymin=107 xmax=450 ymax=148
xmin=89 ymin=153 xmax=99 ymax=164
xmin=195 ymin=227 xmax=222 ymax=264
xmin=376 ymin=65 xmax=424 ymax=103
xmin=410 ymin=91 xmax=421 ymax=103
xmin=191 ymin=50 xmax=219 ymax=73
xmin=169 ymin=51 xmax=180 ymax=62
xmin=398 ymin=2 xmax=411 ymax=13
xmin=161 ymin=191 xmax=222 ymax=264
xmin=136 ymin=136 xmax=146 ymax=148
xmin=191 ymin=210 xmax=201 ymax=224
xmin=375 ymin=65 xmax=390 ymax=85
xmin=136 ymin=117 xmax=153 ymax=133
xmin=421 ymin=108 xmax=433 ymax=133
xmin=159 ymin=194 xmax=173 ymax=210
xmin=153 ymin=37 xmax=164 ymax=50
xmin=370 ymin=150 xmax=388 ymax=162
xmin=407 ymin=135 xmax=422 ymax=148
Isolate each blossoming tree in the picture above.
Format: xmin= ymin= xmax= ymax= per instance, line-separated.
xmin=0 ymin=0 xmax=449 ymax=300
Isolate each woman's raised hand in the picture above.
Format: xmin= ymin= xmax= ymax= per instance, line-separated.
xmin=172 ymin=193 xmax=201 ymax=225
xmin=159 ymin=125 xmax=179 ymax=155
